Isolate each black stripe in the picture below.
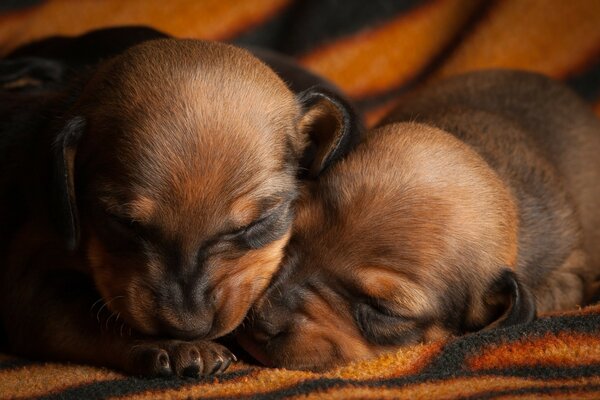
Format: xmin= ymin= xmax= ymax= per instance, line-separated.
xmin=233 ymin=0 xmax=426 ymax=56
xmin=470 ymin=364 xmax=600 ymax=381
xmin=356 ymin=0 xmax=496 ymax=111
xmin=34 ymin=368 xmax=257 ymax=400
xmin=566 ymin=54 xmax=600 ymax=102
xmin=0 ymin=0 xmax=42 ymax=12
xmin=0 ymin=358 xmax=40 ymax=371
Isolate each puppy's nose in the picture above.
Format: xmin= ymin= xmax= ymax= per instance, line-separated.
xmin=157 ymin=283 xmax=214 ymax=339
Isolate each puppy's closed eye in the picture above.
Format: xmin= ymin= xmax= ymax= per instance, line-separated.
xmin=230 ymin=202 xmax=291 ymax=250
xmin=107 ymin=213 xmax=139 ymax=233
xmin=355 ymin=302 xmax=421 ymax=346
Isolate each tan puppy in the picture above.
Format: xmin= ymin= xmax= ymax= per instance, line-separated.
xmin=239 ymin=70 xmax=600 ymax=370
xmin=0 ymin=38 xmax=361 ymax=377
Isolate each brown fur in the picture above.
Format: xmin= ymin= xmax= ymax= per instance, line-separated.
xmin=239 ymin=70 xmax=600 ymax=371
xmin=0 ymin=38 xmax=362 ymax=377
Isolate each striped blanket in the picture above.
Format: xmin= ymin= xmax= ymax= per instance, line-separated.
xmin=1 ymin=1 xmax=599 ymax=399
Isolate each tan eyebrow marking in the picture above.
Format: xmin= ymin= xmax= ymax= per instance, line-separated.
xmin=354 ymin=265 xmax=434 ymax=316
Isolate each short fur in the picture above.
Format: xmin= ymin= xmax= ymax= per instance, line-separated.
xmin=0 ymin=32 xmax=362 ymax=377
xmin=239 ymin=70 xmax=600 ymax=371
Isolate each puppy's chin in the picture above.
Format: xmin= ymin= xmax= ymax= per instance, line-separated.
xmin=238 ymin=318 xmax=379 ymax=371
xmin=237 ymin=332 xmax=376 ymax=372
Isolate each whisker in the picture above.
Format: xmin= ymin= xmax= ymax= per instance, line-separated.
xmin=90 ymin=297 xmax=104 ymax=313
xmin=105 ymin=312 xmax=117 ymax=330
xmin=96 ymin=295 xmax=125 ymax=323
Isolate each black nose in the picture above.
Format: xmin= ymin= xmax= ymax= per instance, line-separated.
xmin=156 ymin=279 xmax=214 ymax=339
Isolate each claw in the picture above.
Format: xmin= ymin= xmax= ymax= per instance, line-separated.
xmin=209 ymin=357 xmax=224 ymax=375
xmin=219 ymin=357 xmax=232 ymax=373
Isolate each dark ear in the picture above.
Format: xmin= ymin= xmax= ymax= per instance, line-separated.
xmin=0 ymin=57 xmax=64 ymax=90
xmin=52 ymin=117 xmax=85 ymax=250
xmin=296 ymin=87 xmax=364 ymax=178
xmin=481 ymin=269 xmax=537 ymax=330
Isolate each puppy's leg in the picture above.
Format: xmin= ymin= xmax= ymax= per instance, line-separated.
xmin=1 ymin=263 xmax=235 ymax=377
xmin=534 ymin=249 xmax=589 ymax=312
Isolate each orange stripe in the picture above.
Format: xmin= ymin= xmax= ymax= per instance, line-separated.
xmin=434 ymin=0 xmax=600 ymax=80
xmin=364 ymin=99 xmax=403 ymax=127
xmin=0 ymin=0 xmax=290 ymax=56
xmin=299 ymin=0 xmax=483 ymax=98
xmin=0 ymin=363 xmax=122 ymax=399
xmin=467 ymin=333 xmax=600 ymax=371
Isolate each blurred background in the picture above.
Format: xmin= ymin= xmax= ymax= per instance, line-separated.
xmin=1 ymin=0 xmax=599 ymax=126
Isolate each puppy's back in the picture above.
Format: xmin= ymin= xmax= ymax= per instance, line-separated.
xmin=383 ymin=70 xmax=600 ymax=307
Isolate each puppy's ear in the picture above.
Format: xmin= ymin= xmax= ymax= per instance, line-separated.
xmin=296 ymin=87 xmax=363 ymax=178
xmin=480 ymin=269 xmax=537 ymax=330
xmin=52 ymin=117 xmax=85 ymax=250
xmin=0 ymin=57 xmax=64 ymax=90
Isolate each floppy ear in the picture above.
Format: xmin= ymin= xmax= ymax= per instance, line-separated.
xmin=0 ymin=57 xmax=64 ymax=90
xmin=481 ymin=269 xmax=537 ymax=330
xmin=52 ymin=117 xmax=85 ymax=250
xmin=296 ymin=87 xmax=364 ymax=178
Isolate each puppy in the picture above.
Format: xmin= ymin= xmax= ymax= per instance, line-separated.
xmin=239 ymin=70 xmax=600 ymax=370
xmin=0 ymin=36 xmax=362 ymax=377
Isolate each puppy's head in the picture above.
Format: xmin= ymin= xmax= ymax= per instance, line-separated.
xmin=238 ymin=123 xmax=536 ymax=370
xmin=51 ymin=39 xmax=361 ymax=339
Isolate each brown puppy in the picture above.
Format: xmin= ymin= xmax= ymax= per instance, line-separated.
xmin=239 ymin=70 xmax=600 ymax=370
xmin=0 ymin=38 xmax=361 ymax=377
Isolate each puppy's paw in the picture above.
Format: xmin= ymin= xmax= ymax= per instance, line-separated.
xmin=127 ymin=340 xmax=236 ymax=378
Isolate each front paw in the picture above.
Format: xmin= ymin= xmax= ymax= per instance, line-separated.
xmin=127 ymin=340 xmax=236 ymax=378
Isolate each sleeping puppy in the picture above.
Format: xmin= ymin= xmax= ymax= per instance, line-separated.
xmin=238 ymin=70 xmax=600 ymax=370
xmin=0 ymin=37 xmax=362 ymax=377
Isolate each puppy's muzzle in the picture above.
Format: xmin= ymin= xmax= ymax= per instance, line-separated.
xmin=237 ymin=307 xmax=289 ymax=367
xmin=237 ymin=295 xmax=295 ymax=361
xmin=152 ymin=281 xmax=218 ymax=339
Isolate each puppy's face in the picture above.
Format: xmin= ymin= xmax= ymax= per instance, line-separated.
xmin=239 ymin=124 xmax=535 ymax=370
xmin=52 ymin=40 xmax=360 ymax=340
